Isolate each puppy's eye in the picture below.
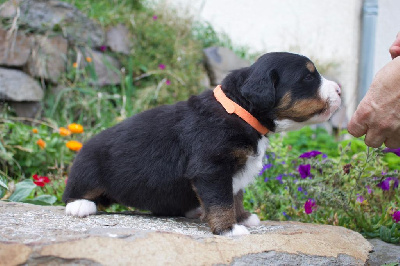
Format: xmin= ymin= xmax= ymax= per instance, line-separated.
xmin=303 ymin=74 xmax=314 ymax=81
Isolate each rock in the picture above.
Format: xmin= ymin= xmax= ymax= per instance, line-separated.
xmin=0 ymin=201 xmax=373 ymax=265
xmin=0 ymin=27 xmax=33 ymax=66
xmin=106 ymin=24 xmax=133 ymax=55
xmin=83 ymin=49 xmax=121 ymax=86
xmin=25 ymin=34 xmax=68 ymax=83
xmin=9 ymin=101 xmax=41 ymax=118
xmin=1 ymin=0 xmax=105 ymax=47
xmin=0 ymin=242 xmax=32 ymax=266
xmin=203 ymin=47 xmax=250 ymax=86
xmin=200 ymin=70 xmax=211 ymax=89
xmin=0 ymin=0 xmax=21 ymax=18
xmin=0 ymin=67 xmax=43 ymax=101
xmin=367 ymin=238 xmax=400 ymax=265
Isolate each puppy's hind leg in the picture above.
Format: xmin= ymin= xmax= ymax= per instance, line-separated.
xmin=63 ymin=180 xmax=104 ymax=217
xmin=65 ymin=199 xmax=97 ymax=217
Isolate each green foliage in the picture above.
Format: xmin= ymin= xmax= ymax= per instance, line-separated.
xmin=244 ymin=127 xmax=400 ymax=243
xmin=0 ymin=117 xmax=80 ymax=178
xmin=63 ymin=0 xmax=144 ymax=26
xmin=7 ymin=179 xmax=57 ymax=205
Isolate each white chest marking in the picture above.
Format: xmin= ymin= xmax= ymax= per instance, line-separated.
xmin=232 ymin=136 xmax=268 ymax=194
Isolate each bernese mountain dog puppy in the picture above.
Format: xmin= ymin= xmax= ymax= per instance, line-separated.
xmin=63 ymin=52 xmax=341 ymax=236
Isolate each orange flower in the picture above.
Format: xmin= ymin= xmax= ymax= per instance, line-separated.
xmin=73 ymin=62 xmax=78 ymax=68
xmin=86 ymin=57 xmax=92 ymax=63
xmin=59 ymin=127 xmax=72 ymax=137
xmin=36 ymin=139 xmax=46 ymax=149
xmin=66 ymin=140 xmax=83 ymax=151
xmin=32 ymin=128 xmax=38 ymax=134
xmin=68 ymin=123 xmax=84 ymax=134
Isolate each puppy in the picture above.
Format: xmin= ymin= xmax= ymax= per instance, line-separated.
xmin=63 ymin=52 xmax=341 ymax=236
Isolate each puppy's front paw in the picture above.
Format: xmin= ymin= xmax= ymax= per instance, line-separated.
xmin=65 ymin=199 xmax=97 ymax=217
xmin=222 ymin=224 xmax=250 ymax=237
xmin=239 ymin=213 xmax=260 ymax=227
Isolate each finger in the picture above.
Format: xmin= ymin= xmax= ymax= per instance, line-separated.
xmin=384 ymin=138 xmax=400 ymax=149
xmin=364 ymin=130 xmax=386 ymax=148
xmin=390 ymin=46 xmax=400 ymax=59
xmin=347 ymin=114 xmax=368 ymax=137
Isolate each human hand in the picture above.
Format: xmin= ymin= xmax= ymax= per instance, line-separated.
xmin=347 ymin=57 xmax=400 ymax=148
xmin=389 ymin=32 xmax=400 ymax=59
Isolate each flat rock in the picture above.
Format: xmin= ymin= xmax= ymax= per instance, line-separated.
xmin=0 ymin=201 xmax=374 ymax=265
xmin=367 ymin=238 xmax=400 ymax=265
xmin=106 ymin=24 xmax=133 ymax=54
xmin=0 ymin=27 xmax=33 ymax=66
xmin=203 ymin=46 xmax=250 ymax=86
xmin=0 ymin=0 xmax=105 ymax=47
xmin=25 ymin=34 xmax=68 ymax=83
xmin=0 ymin=67 xmax=43 ymax=101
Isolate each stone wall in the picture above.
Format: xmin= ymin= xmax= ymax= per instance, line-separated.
xmin=0 ymin=0 xmax=249 ymax=118
xmin=0 ymin=0 xmax=133 ymax=117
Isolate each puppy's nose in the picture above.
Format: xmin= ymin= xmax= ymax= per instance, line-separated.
xmin=335 ymin=83 xmax=341 ymax=97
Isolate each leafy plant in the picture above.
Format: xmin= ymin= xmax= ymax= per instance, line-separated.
xmin=244 ymin=127 xmax=400 ymax=243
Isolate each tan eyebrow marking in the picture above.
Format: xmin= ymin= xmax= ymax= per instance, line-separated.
xmin=306 ymin=62 xmax=315 ymax=73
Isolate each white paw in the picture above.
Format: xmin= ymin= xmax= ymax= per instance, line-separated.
xmin=185 ymin=207 xmax=203 ymax=219
xmin=240 ymin=214 xmax=260 ymax=227
xmin=65 ymin=199 xmax=97 ymax=217
xmin=222 ymin=224 xmax=250 ymax=237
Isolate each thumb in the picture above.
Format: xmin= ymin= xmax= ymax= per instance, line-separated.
xmin=390 ymin=46 xmax=400 ymax=59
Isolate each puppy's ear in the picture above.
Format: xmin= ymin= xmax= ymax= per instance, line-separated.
xmin=241 ymin=69 xmax=278 ymax=110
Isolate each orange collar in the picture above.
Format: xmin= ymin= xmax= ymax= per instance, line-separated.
xmin=213 ymin=85 xmax=269 ymax=135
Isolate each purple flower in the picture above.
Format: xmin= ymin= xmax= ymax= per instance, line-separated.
xmin=377 ymin=177 xmax=399 ymax=191
xmin=158 ymin=64 xmax=166 ymax=70
xmin=297 ymin=186 xmax=303 ymax=192
xmin=259 ymin=164 xmax=273 ymax=176
xmin=322 ymin=154 xmax=328 ymax=158
xmin=304 ymin=199 xmax=316 ymax=214
xmin=298 ymin=164 xmax=311 ymax=179
xmin=264 ymin=177 xmax=269 ymax=182
xmin=165 ymin=79 xmax=171 ymax=85
xmin=100 ymin=45 xmax=107 ymax=52
xmin=366 ymin=185 xmax=373 ymax=194
xmin=299 ymin=150 xmax=322 ymax=158
xmin=377 ymin=179 xmax=390 ymax=191
xmin=275 ymin=174 xmax=283 ymax=184
xmin=152 ymin=15 xmax=158 ymax=20
xmin=356 ymin=194 xmax=365 ymax=203
xmin=392 ymin=211 xmax=400 ymax=223
xmin=391 ymin=177 xmax=399 ymax=189
xmin=383 ymin=148 xmax=400 ymax=157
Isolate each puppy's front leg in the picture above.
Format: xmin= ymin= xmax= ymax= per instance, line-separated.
xmin=192 ymin=182 xmax=250 ymax=236
xmin=234 ymin=190 xmax=260 ymax=227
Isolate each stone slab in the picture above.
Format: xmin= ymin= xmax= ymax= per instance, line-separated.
xmin=203 ymin=46 xmax=250 ymax=86
xmin=0 ymin=201 xmax=374 ymax=265
xmin=25 ymin=34 xmax=68 ymax=83
xmin=0 ymin=27 xmax=32 ymax=66
xmin=0 ymin=67 xmax=43 ymax=101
